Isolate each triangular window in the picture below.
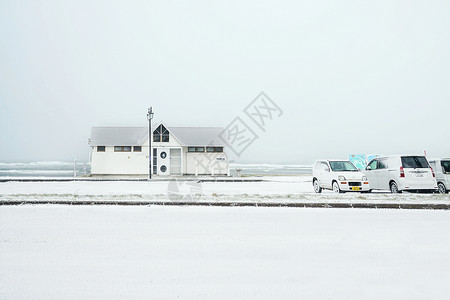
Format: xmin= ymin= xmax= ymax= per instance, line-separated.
xmin=153 ymin=124 xmax=169 ymax=143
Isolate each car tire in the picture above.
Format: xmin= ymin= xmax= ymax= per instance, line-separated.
xmin=390 ymin=181 xmax=401 ymax=194
xmin=438 ymin=182 xmax=447 ymax=194
xmin=313 ymin=179 xmax=322 ymax=193
xmin=332 ymin=181 xmax=342 ymax=193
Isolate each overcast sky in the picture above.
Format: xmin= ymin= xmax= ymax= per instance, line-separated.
xmin=1 ymin=0 xmax=449 ymax=164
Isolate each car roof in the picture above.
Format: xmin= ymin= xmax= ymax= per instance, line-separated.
xmin=314 ymin=159 xmax=351 ymax=163
xmin=429 ymin=158 xmax=450 ymax=162
xmin=368 ymin=154 xmax=428 ymax=161
xmin=380 ymin=154 xmax=427 ymax=157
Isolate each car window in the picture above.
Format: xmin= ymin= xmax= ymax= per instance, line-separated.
xmin=368 ymin=159 xmax=378 ymax=170
xmin=314 ymin=162 xmax=321 ymax=170
xmin=401 ymin=156 xmax=429 ymax=168
xmin=378 ymin=159 xmax=388 ymax=169
xmin=442 ymin=160 xmax=450 ymax=173
xmin=329 ymin=161 xmax=358 ymax=172
xmin=320 ymin=162 xmax=330 ymax=172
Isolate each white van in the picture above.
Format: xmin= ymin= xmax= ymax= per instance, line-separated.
xmin=363 ymin=155 xmax=438 ymax=193
xmin=428 ymin=159 xmax=450 ymax=194
xmin=312 ymin=160 xmax=370 ymax=193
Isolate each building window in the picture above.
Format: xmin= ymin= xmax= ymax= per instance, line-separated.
xmin=133 ymin=146 xmax=142 ymax=152
xmin=206 ymin=147 xmax=223 ymax=152
xmin=188 ymin=147 xmax=217 ymax=153
xmin=153 ymin=124 xmax=169 ymax=143
xmin=97 ymin=146 xmax=105 ymax=152
xmin=153 ymin=133 xmax=160 ymax=142
xmin=162 ymin=131 xmax=169 ymax=142
xmin=114 ymin=146 xmax=132 ymax=152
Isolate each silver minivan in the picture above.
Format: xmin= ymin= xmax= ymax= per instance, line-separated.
xmin=428 ymin=159 xmax=450 ymax=194
xmin=362 ymin=155 xmax=438 ymax=193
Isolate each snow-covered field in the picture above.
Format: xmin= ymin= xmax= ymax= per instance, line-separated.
xmin=1 ymin=205 xmax=450 ymax=299
xmin=2 ymin=177 xmax=450 ymax=298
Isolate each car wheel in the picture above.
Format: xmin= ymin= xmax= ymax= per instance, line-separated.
xmin=438 ymin=182 xmax=447 ymax=194
xmin=332 ymin=181 xmax=342 ymax=193
xmin=390 ymin=181 xmax=401 ymax=194
xmin=313 ymin=179 xmax=322 ymax=193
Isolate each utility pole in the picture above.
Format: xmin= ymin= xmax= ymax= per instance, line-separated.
xmin=147 ymin=107 xmax=154 ymax=179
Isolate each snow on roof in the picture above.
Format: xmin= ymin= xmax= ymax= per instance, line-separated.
xmin=89 ymin=125 xmax=226 ymax=147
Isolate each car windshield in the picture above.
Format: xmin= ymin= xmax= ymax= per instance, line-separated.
xmin=442 ymin=160 xmax=450 ymax=173
xmin=401 ymin=156 xmax=429 ymax=169
xmin=329 ymin=161 xmax=358 ymax=172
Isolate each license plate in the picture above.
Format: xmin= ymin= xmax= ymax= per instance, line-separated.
xmin=416 ymin=174 xmax=424 ymax=177
xmin=352 ymin=187 xmax=361 ymax=191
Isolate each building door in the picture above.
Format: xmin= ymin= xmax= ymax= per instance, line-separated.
xmin=157 ymin=148 xmax=170 ymax=175
xmin=170 ymin=148 xmax=182 ymax=175
xmin=152 ymin=148 xmax=157 ymax=175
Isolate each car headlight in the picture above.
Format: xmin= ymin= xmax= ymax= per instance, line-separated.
xmin=338 ymin=175 xmax=346 ymax=181
xmin=362 ymin=176 xmax=368 ymax=181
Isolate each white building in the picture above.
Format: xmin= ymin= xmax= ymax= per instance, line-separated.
xmin=88 ymin=123 xmax=229 ymax=176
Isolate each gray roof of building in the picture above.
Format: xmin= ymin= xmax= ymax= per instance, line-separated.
xmin=89 ymin=125 xmax=226 ymax=147
xmin=169 ymin=127 xmax=226 ymax=147
xmin=89 ymin=127 xmax=149 ymax=146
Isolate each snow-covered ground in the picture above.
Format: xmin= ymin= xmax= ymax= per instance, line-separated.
xmin=2 ymin=177 xmax=450 ymax=298
xmin=1 ymin=176 xmax=449 ymax=205
xmin=1 ymin=205 xmax=450 ymax=299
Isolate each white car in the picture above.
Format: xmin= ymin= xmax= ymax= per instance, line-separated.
xmin=312 ymin=160 xmax=370 ymax=193
xmin=428 ymin=158 xmax=450 ymax=194
xmin=363 ymin=155 xmax=438 ymax=193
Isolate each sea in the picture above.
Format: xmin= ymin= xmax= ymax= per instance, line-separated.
xmin=0 ymin=161 xmax=91 ymax=178
xmin=0 ymin=161 xmax=312 ymax=177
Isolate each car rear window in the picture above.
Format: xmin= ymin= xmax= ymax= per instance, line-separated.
xmin=442 ymin=160 xmax=450 ymax=173
xmin=401 ymin=156 xmax=429 ymax=169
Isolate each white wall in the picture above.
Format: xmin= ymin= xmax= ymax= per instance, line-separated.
xmin=91 ymin=146 xmax=149 ymax=175
xmin=183 ymin=149 xmax=229 ymax=175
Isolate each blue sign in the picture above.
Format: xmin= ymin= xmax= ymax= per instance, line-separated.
xmin=349 ymin=154 xmax=366 ymax=169
xmin=349 ymin=154 xmax=383 ymax=169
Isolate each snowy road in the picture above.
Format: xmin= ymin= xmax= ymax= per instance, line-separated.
xmin=1 ymin=176 xmax=449 ymax=207
xmin=1 ymin=205 xmax=450 ymax=299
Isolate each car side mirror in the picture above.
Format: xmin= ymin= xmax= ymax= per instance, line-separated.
xmin=325 ymin=168 xmax=330 ymax=172
xmin=366 ymin=166 xmax=372 ymax=170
